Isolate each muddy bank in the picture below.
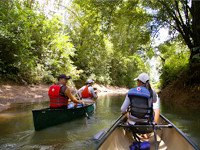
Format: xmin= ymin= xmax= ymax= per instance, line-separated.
xmin=158 ymin=80 xmax=200 ymax=107
xmin=0 ymin=84 xmax=49 ymax=112
xmin=0 ymin=84 xmax=128 ymax=112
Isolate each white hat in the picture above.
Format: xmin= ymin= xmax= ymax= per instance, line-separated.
xmin=134 ymin=73 xmax=149 ymax=83
xmin=87 ymin=79 xmax=94 ymax=84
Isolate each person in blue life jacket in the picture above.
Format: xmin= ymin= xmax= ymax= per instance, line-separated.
xmin=121 ymin=73 xmax=159 ymax=126
xmin=78 ymin=79 xmax=97 ymax=104
xmin=48 ymin=74 xmax=83 ymax=109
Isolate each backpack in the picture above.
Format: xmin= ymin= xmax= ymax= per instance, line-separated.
xmin=129 ymin=141 xmax=150 ymax=150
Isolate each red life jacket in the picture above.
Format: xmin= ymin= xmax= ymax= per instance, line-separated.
xmin=81 ymin=86 xmax=93 ymax=98
xmin=48 ymin=84 xmax=68 ymax=107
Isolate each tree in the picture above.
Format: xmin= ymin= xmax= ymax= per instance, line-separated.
xmin=66 ymin=0 xmax=152 ymax=87
xmin=0 ymin=0 xmax=77 ymax=83
xmin=144 ymin=0 xmax=200 ymax=65
xmin=156 ymin=40 xmax=190 ymax=87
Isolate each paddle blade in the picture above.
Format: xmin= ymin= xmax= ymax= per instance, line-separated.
xmin=85 ymin=112 xmax=90 ymax=119
xmin=92 ymin=130 xmax=106 ymax=140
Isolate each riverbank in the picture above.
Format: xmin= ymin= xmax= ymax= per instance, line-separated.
xmin=158 ymin=71 xmax=200 ymax=107
xmin=158 ymin=83 xmax=200 ymax=107
xmin=0 ymin=84 xmax=128 ymax=112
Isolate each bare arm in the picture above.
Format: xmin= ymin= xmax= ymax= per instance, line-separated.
xmin=121 ymin=95 xmax=130 ymax=114
xmin=153 ymin=96 xmax=160 ymax=123
xmin=89 ymin=87 xmax=97 ymax=99
xmin=65 ymin=88 xmax=82 ymax=104
xmin=154 ymin=109 xmax=160 ymax=123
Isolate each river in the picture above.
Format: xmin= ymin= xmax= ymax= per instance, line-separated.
xmin=0 ymin=94 xmax=199 ymax=149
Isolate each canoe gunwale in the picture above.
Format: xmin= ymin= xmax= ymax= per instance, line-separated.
xmin=95 ymin=114 xmax=199 ymax=150
xmin=32 ymin=103 xmax=94 ymax=112
xmin=160 ymin=114 xmax=199 ymax=150
xmin=95 ymin=114 xmax=127 ymax=150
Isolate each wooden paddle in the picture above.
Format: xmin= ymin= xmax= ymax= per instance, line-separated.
xmin=93 ymin=114 xmax=125 ymax=140
xmin=70 ymin=79 xmax=90 ymax=119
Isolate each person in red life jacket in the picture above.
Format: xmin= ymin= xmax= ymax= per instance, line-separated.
xmin=78 ymin=79 xmax=97 ymax=103
xmin=48 ymin=74 xmax=83 ymax=109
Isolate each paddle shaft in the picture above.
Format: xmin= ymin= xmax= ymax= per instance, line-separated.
xmin=70 ymin=79 xmax=81 ymax=100
xmin=105 ymin=114 xmax=125 ymax=134
xmin=70 ymin=79 xmax=90 ymax=119
xmin=93 ymin=114 xmax=125 ymax=140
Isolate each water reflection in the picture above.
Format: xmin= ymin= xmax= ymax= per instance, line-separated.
xmin=161 ymin=101 xmax=200 ymax=147
xmin=0 ymin=94 xmax=125 ymax=150
xmin=0 ymin=94 xmax=199 ymax=149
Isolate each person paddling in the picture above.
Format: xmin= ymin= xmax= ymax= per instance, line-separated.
xmin=48 ymin=74 xmax=83 ymax=109
xmin=78 ymin=79 xmax=97 ymax=104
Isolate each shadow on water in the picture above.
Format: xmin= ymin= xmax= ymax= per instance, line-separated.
xmin=161 ymin=101 xmax=200 ymax=147
xmin=0 ymin=94 xmax=199 ymax=149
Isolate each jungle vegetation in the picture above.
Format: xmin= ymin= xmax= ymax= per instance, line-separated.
xmin=0 ymin=0 xmax=199 ymax=89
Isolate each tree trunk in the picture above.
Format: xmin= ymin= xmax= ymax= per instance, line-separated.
xmin=190 ymin=0 xmax=200 ymax=64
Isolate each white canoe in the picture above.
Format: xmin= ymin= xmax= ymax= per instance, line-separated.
xmin=96 ymin=114 xmax=199 ymax=150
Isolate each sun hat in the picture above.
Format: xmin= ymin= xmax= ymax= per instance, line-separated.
xmin=87 ymin=79 xmax=94 ymax=84
xmin=58 ymin=74 xmax=71 ymax=80
xmin=134 ymin=73 xmax=149 ymax=83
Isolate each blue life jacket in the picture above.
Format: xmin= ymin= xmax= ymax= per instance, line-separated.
xmin=128 ymin=87 xmax=153 ymax=120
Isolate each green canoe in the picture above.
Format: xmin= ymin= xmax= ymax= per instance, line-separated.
xmin=32 ymin=103 xmax=94 ymax=131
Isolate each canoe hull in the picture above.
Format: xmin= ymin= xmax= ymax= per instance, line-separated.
xmin=32 ymin=104 xmax=94 ymax=131
xmin=96 ymin=114 xmax=199 ymax=150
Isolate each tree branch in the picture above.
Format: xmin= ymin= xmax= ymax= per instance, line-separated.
xmin=159 ymin=0 xmax=193 ymax=49
xmin=185 ymin=0 xmax=190 ymax=26
xmin=174 ymin=0 xmax=185 ymax=26
xmin=58 ymin=4 xmax=82 ymax=24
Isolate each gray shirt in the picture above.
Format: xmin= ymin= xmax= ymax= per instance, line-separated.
xmin=121 ymin=90 xmax=157 ymax=122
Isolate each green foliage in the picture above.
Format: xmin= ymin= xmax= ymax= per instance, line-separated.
xmin=66 ymin=0 xmax=152 ymax=87
xmin=1 ymin=0 xmax=193 ymax=89
xmin=0 ymin=0 xmax=77 ymax=84
xmin=157 ymin=40 xmax=190 ymax=88
xmin=141 ymin=0 xmax=200 ymax=88
xmin=143 ymin=0 xmax=200 ymax=64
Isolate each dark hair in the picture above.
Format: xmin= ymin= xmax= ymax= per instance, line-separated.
xmin=141 ymin=80 xmax=153 ymax=98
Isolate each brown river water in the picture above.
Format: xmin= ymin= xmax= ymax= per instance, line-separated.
xmin=0 ymin=94 xmax=199 ymax=149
